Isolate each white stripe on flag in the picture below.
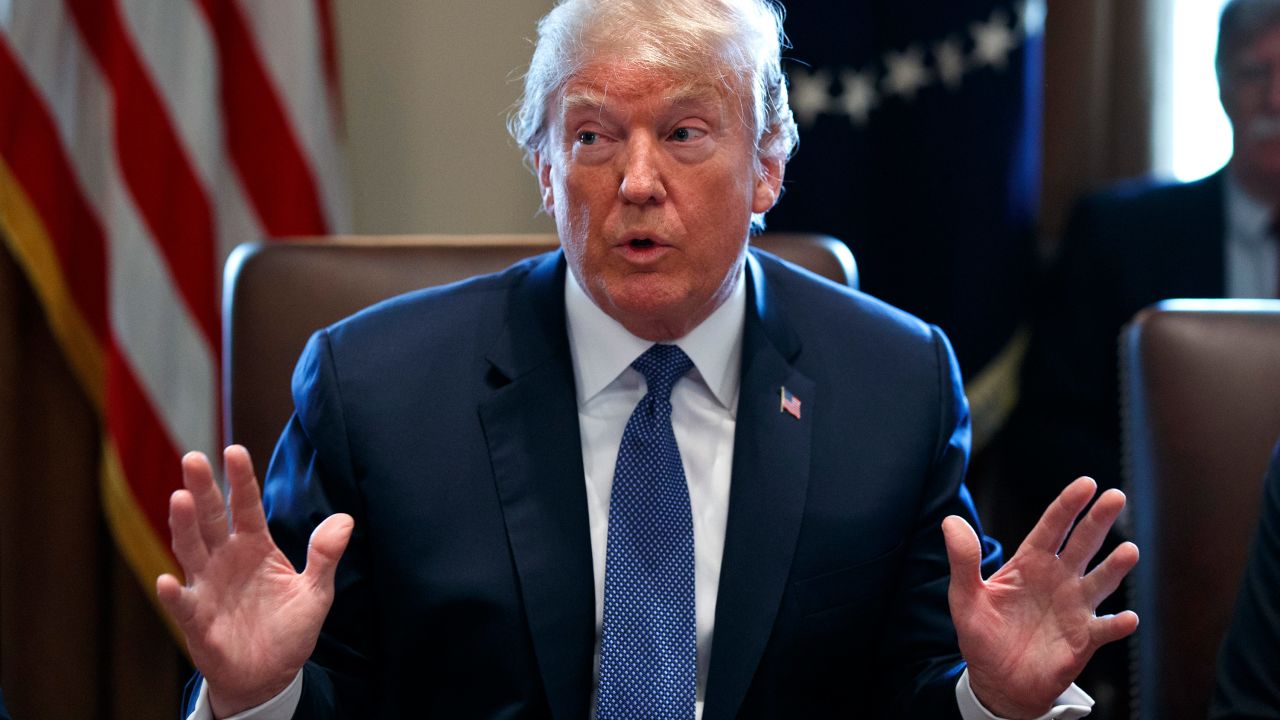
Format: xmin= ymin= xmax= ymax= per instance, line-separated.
xmin=0 ymin=0 xmax=13 ymax=36
xmin=117 ymin=0 xmax=266 ymax=272
xmin=8 ymin=0 xmax=219 ymax=461
xmin=238 ymin=0 xmax=350 ymax=232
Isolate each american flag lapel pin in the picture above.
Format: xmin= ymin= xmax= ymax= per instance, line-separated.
xmin=779 ymin=386 xmax=801 ymax=420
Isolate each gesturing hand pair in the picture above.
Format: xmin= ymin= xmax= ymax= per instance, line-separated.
xmin=157 ymin=450 xmax=1137 ymax=720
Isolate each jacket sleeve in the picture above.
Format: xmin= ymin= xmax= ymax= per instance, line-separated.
xmin=879 ymin=326 xmax=1004 ymax=717
xmin=263 ymin=328 xmax=375 ymax=717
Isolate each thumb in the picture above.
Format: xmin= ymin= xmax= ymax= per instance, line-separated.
xmin=303 ymin=513 xmax=354 ymax=590
xmin=941 ymin=515 xmax=984 ymax=599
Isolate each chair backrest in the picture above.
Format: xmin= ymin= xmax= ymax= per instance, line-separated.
xmin=224 ymin=232 xmax=857 ymax=469
xmin=1122 ymin=299 xmax=1280 ymax=720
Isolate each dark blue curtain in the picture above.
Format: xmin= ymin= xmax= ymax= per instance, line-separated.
xmin=769 ymin=0 xmax=1042 ymax=382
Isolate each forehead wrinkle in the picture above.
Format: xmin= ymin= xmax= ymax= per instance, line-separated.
xmin=560 ymin=78 xmax=727 ymax=125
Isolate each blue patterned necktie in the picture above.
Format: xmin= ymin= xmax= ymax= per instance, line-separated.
xmin=596 ymin=344 xmax=697 ymax=720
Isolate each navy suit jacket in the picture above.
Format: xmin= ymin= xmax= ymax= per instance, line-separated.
xmin=1012 ymin=170 xmax=1226 ymax=512
xmin=186 ymin=248 xmax=1000 ymax=718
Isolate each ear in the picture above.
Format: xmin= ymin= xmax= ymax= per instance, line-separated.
xmin=535 ymin=151 xmax=556 ymax=216
xmin=752 ymin=151 xmax=785 ymax=214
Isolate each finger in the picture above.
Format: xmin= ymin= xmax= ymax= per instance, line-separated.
xmin=1090 ymin=610 xmax=1139 ymax=648
xmin=941 ymin=515 xmax=984 ymax=599
xmin=168 ymin=489 xmax=210 ymax=575
xmin=1082 ymin=541 xmax=1140 ymax=608
xmin=183 ymin=451 xmax=229 ymax=550
xmin=1019 ymin=476 xmax=1097 ymax=556
xmin=224 ymin=445 xmax=268 ymax=535
xmin=1059 ymin=488 xmax=1127 ymax=572
xmin=156 ymin=573 xmax=196 ymax=628
xmin=303 ymin=513 xmax=354 ymax=592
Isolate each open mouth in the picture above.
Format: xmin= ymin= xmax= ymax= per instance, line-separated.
xmin=629 ymin=238 xmax=656 ymax=249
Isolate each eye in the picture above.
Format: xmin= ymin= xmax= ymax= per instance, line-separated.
xmin=577 ymin=131 xmax=598 ymax=145
xmin=670 ymin=126 xmax=707 ymax=142
xmin=1232 ymin=61 xmax=1276 ymax=86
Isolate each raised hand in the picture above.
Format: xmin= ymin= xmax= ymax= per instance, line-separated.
xmin=156 ymin=446 xmax=353 ymax=718
xmin=942 ymin=477 xmax=1140 ymax=719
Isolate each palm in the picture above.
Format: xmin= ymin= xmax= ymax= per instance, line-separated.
xmin=943 ymin=478 xmax=1139 ymax=718
xmin=156 ymin=446 xmax=352 ymax=717
xmin=182 ymin=530 xmax=326 ymax=687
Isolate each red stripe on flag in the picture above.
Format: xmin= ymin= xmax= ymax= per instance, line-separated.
xmin=105 ymin=342 xmax=185 ymax=542
xmin=0 ymin=37 xmax=109 ymax=343
xmin=62 ymin=0 xmax=220 ymax=350
xmin=195 ymin=0 xmax=331 ymax=236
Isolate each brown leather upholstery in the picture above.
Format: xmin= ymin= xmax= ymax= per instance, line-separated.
xmin=1121 ymin=299 xmax=1280 ymax=720
xmin=224 ymin=233 xmax=856 ymax=470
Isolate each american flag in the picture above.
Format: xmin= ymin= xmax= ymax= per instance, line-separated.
xmin=780 ymin=386 xmax=801 ymax=420
xmin=0 ymin=0 xmax=347 ymax=632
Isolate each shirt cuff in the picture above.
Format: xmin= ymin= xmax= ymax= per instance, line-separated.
xmin=185 ymin=670 xmax=305 ymax=720
xmin=956 ymin=669 xmax=1094 ymax=720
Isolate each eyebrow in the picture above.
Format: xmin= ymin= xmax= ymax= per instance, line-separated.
xmin=561 ymin=90 xmax=609 ymax=116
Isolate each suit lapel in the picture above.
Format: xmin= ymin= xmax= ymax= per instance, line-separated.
xmin=479 ymin=252 xmax=596 ymax=720
xmin=1163 ymin=169 xmax=1228 ymax=297
xmin=704 ymin=252 xmax=814 ymax=720
xmin=1194 ymin=169 xmax=1228 ymax=296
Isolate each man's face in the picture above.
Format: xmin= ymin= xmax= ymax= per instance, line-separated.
xmin=535 ymin=60 xmax=783 ymax=341
xmin=1222 ymin=23 xmax=1280 ymax=191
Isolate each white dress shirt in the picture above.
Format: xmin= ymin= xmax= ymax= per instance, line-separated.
xmin=190 ymin=259 xmax=1093 ymax=720
xmin=565 ymin=263 xmax=744 ymax=719
xmin=1224 ymin=175 xmax=1280 ymax=299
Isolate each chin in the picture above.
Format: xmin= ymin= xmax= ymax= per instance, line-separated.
xmin=602 ymin=282 xmax=699 ymax=339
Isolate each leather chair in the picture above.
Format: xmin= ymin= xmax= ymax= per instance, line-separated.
xmin=223 ymin=233 xmax=857 ymax=470
xmin=1121 ymin=299 xmax=1280 ymax=720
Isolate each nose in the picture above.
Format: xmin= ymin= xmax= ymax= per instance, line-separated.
xmin=618 ymin=135 xmax=667 ymax=205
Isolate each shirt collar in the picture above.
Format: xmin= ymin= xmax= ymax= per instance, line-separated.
xmin=1225 ymin=171 xmax=1275 ymax=246
xmin=564 ymin=263 xmax=746 ymax=413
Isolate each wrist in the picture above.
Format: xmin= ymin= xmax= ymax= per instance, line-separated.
xmin=968 ymin=672 xmax=1051 ymax=720
xmin=207 ymin=672 xmax=297 ymax=719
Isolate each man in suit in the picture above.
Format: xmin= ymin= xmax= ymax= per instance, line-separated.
xmin=158 ymin=1 xmax=1139 ymax=718
xmin=1011 ymin=0 xmax=1280 ymax=528
xmin=1212 ymin=439 xmax=1280 ymax=718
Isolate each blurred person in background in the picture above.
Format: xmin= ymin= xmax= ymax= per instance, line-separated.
xmin=1012 ymin=0 xmax=1280 ymax=536
xmin=1007 ymin=4 xmax=1280 ymax=713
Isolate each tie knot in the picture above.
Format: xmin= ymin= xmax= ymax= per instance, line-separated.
xmin=632 ymin=344 xmax=693 ymax=400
